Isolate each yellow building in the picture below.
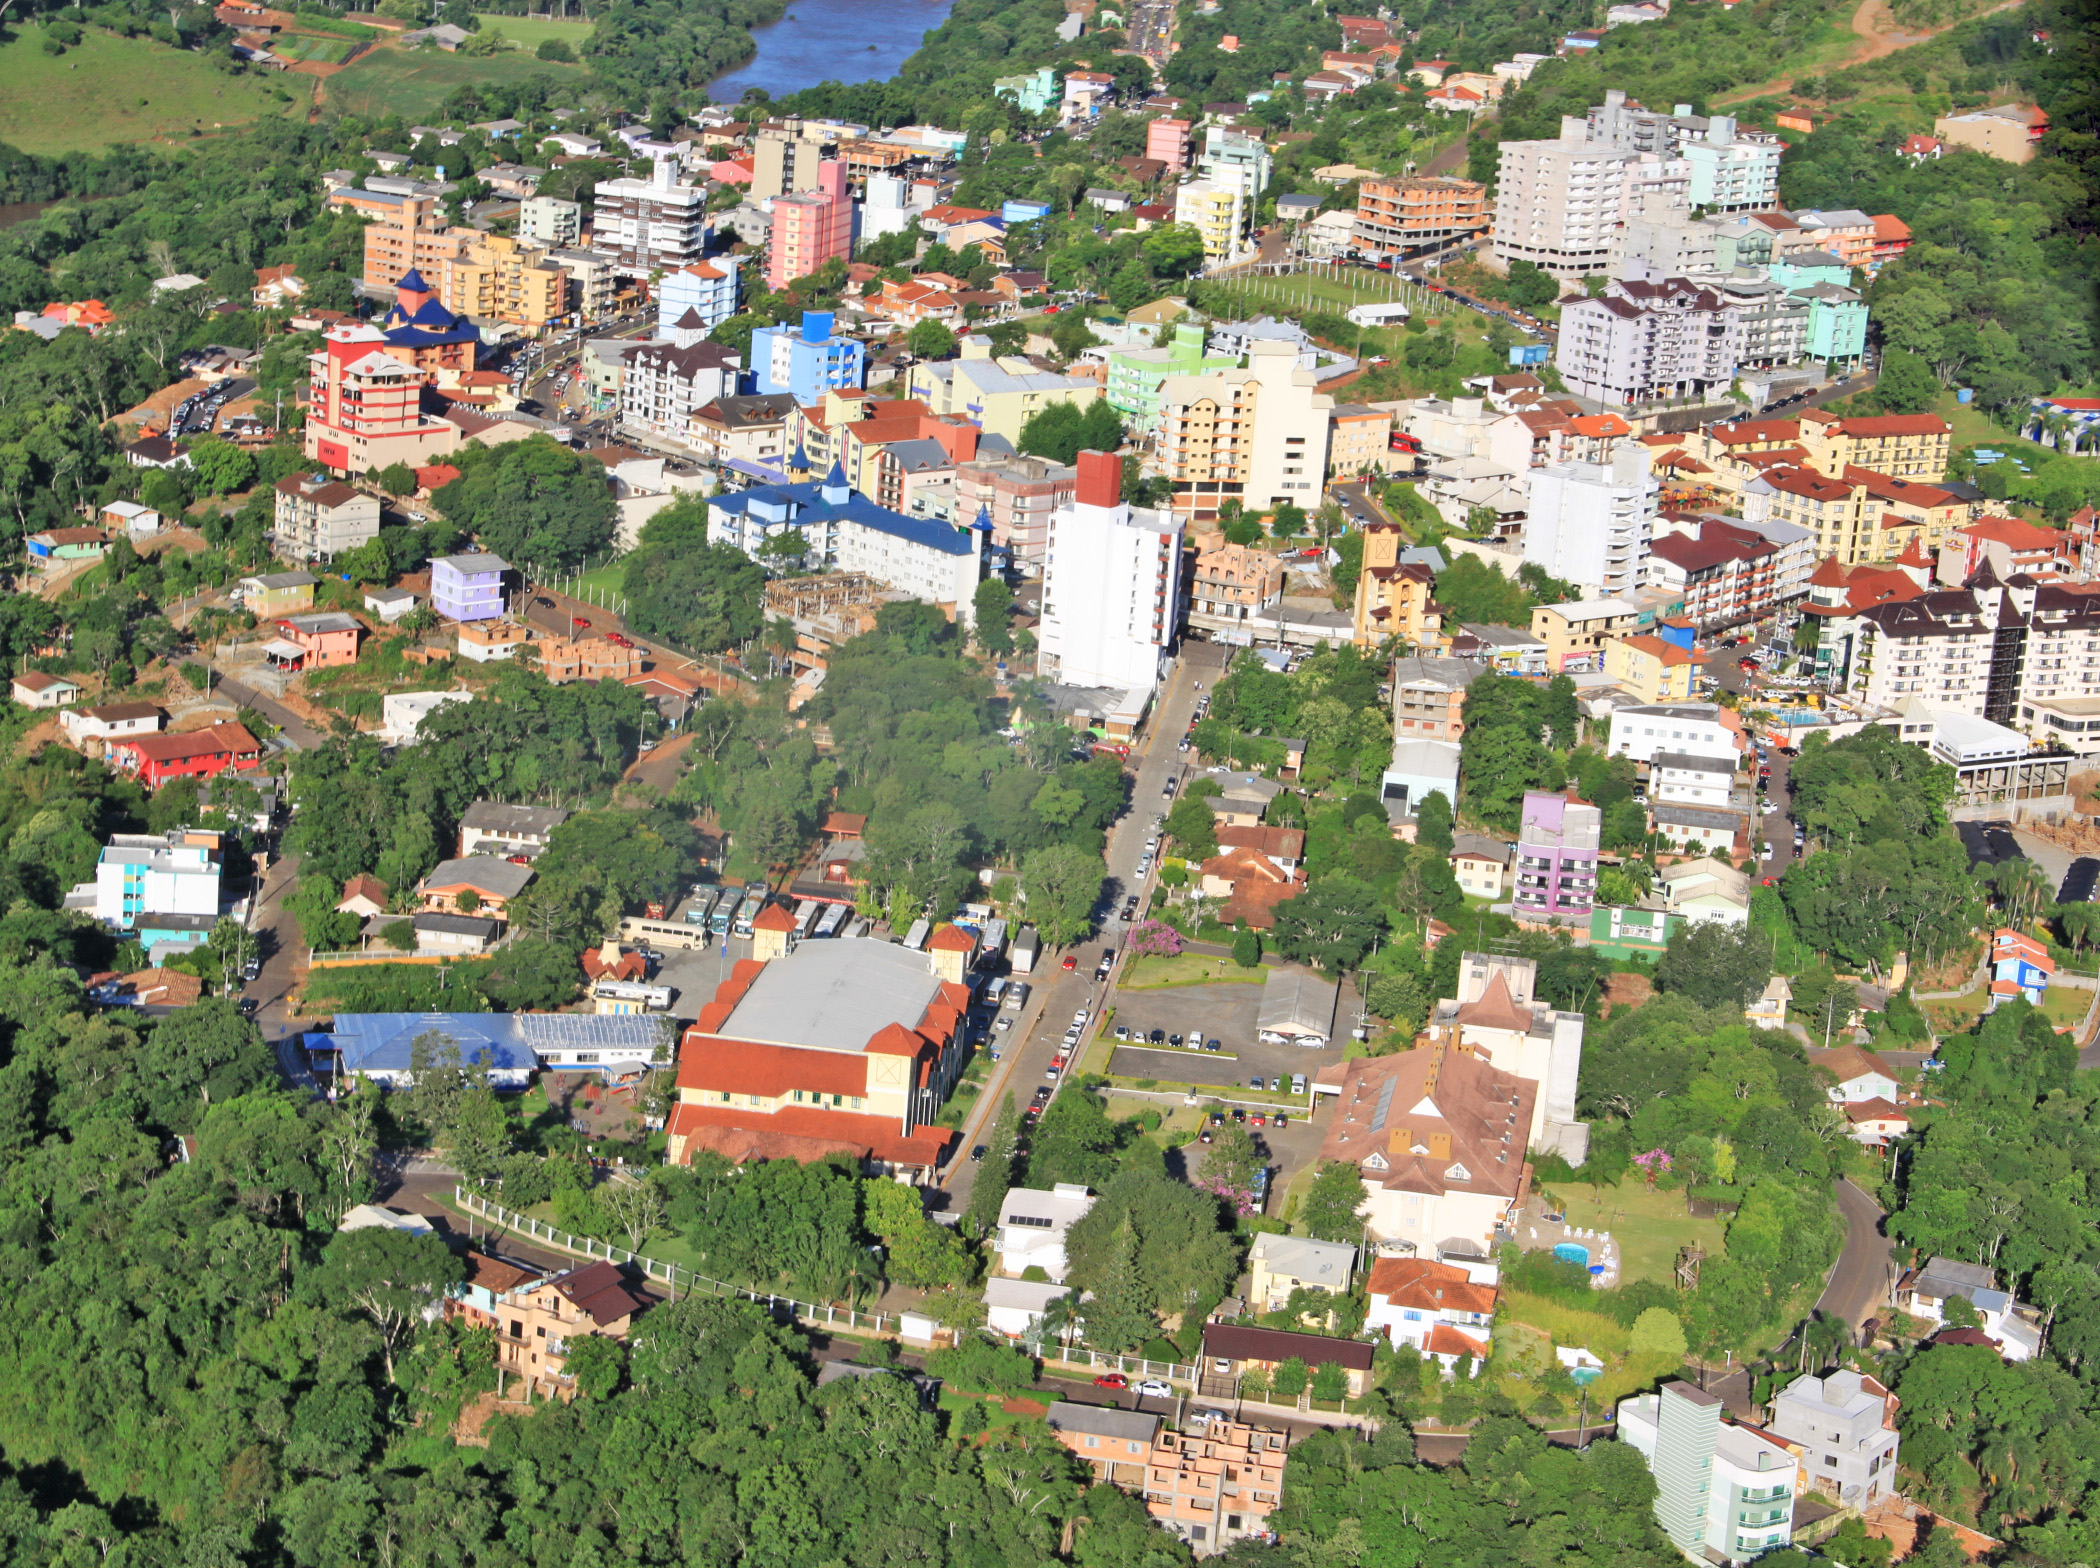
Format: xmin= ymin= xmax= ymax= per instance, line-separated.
xmin=1173 ymin=180 xmax=1246 ymax=261
xmin=442 ymin=234 xmax=568 ymax=329
xmin=905 ymin=338 xmax=1101 ymax=445
xmin=1797 ymin=411 xmax=1952 ymax=481
xmin=1247 ymin=1232 xmax=1357 ymax=1314
xmin=1530 ymin=596 xmax=1641 ymax=673
xmin=1351 ymin=523 xmax=1447 ymax=648
xmin=1603 ymin=633 xmax=1695 ymax=703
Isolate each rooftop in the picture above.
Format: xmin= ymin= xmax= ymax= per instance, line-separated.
xmin=721 ymin=939 xmax=946 ymax=1051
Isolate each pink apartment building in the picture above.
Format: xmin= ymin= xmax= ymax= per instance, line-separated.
xmin=767 ymin=160 xmax=852 ymax=292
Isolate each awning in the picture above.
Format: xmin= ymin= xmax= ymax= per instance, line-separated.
xmin=262 ymin=639 xmax=305 ymax=661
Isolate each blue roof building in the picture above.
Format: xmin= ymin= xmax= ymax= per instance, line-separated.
xmin=750 ymin=310 xmax=865 ymax=405
xmin=317 ymin=1011 xmax=676 ymax=1087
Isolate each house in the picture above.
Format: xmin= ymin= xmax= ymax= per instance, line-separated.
xmin=1248 ymin=1234 xmax=1357 ymax=1315
xmin=1810 ymin=1043 xmax=1900 ymax=1103
xmin=1387 ymin=656 xmax=1480 ymax=741
xmin=1364 ymin=1254 xmax=1498 ymax=1372
xmin=381 ymin=689 xmax=473 ymax=744
xmin=1603 ymin=633 xmax=1694 ymax=704
xmin=1199 ymin=1324 xmax=1374 ymax=1398
xmin=110 ymin=723 xmax=264 ymax=789
xmin=62 ymin=701 xmax=165 ymax=747
xmin=108 ymin=967 xmax=206 ymax=1008
xmin=337 ymin=874 xmax=389 ymax=918
xmin=1647 ymin=858 xmax=1751 ymax=927
xmin=1745 ymin=975 xmax=1791 ymax=1030
xmin=1587 ymin=905 xmax=1681 ymax=960
xmin=323 ymin=1010 xmax=672 ymax=1087
xmin=100 ymin=500 xmax=161 ymax=537
xmin=997 ymin=1183 xmax=1095 ymax=1281
xmin=1844 ymin=1098 xmax=1911 ymax=1146
xmin=25 ymin=527 xmax=110 ymax=568
xmin=124 ymin=434 xmax=191 ymax=470
xmin=1892 ymin=1258 xmax=2040 ymax=1358
xmin=1045 ymin=1403 xmax=1161 ymax=1487
xmin=482 ymin=1259 xmax=652 ymax=1402
xmin=1198 ymin=845 xmax=1302 ymax=930
xmin=459 ymin=801 xmax=570 ymax=861
xmin=1617 ymin=1382 xmax=1797 ymax=1563
xmin=263 ymin=612 xmax=363 ymax=672
xmin=1767 ymin=1370 xmax=1901 ymax=1510
xmin=430 ymin=552 xmax=509 ymax=622
xmin=240 ymin=571 xmax=319 ymax=618
xmin=364 ymin=587 xmax=419 ymax=622
xmin=1210 ymin=772 xmax=1284 ymax=828
xmin=414 ymin=911 xmax=500 ymax=955
xmin=418 ymin=855 xmax=535 ymax=917
xmin=1989 ymin=926 xmax=2053 ymax=1006
xmin=1648 ymin=750 xmax=1739 ymax=811
xmin=274 ymin=473 xmax=381 ymax=561
xmin=1257 ymin=966 xmax=1339 ymax=1048
xmin=253 ymin=265 xmax=307 ymax=308
xmin=1449 ymin=834 xmax=1511 ymax=898
xmin=11 ymin=672 xmax=79 ymax=709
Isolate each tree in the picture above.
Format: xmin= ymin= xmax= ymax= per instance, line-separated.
xmin=377 ymin=462 xmax=417 ymax=497
xmin=187 ymin=437 xmax=256 ymax=497
xmin=1874 ymin=349 xmax=1939 ymax=415
xmin=1300 ymin=1161 xmax=1366 ymax=1243
xmin=966 ymin=1093 xmax=1023 ymax=1232
xmin=442 ymin=1084 xmax=511 ymax=1184
xmin=1023 ymin=842 xmax=1102 ymax=946
xmin=141 ymin=999 xmax=275 ymax=1127
xmin=599 ymin=1171 xmax=666 ymax=1251
xmin=1413 ymin=790 xmax=1454 ymax=854
xmin=973 ymin=577 xmax=1015 ymax=656
xmin=432 ymin=435 xmax=616 ymax=572
xmin=907 ymin=319 xmax=958 ymax=360
xmin=403 ymin=1030 xmax=472 ymax=1144
xmin=1653 ymin=918 xmax=1771 ymax=1010
xmin=1163 ymin=794 xmax=1218 ymax=860
xmin=1628 ymin=1307 xmax=1688 ymax=1359
xmin=1140 ymin=223 xmax=1205 ymax=279
xmin=1269 ymin=876 xmax=1388 ymax=972
xmin=310 ymin=1228 xmax=463 ymax=1383
xmin=1081 ymin=1215 xmax=1157 ymax=1352
xmin=1231 ymin=928 xmax=1261 ymax=968
xmin=622 ymin=501 xmax=765 ymax=652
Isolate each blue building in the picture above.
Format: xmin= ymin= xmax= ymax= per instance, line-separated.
xmin=1001 ymin=199 xmax=1053 ymax=225
xmin=318 ymin=1011 xmax=675 ymax=1088
xmin=750 ymin=310 xmax=865 ymax=404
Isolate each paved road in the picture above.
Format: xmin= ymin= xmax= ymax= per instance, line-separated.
xmin=1816 ymin=1177 xmax=1896 ymax=1337
xmin=211 ymin=668 xmax=329 ymax=751
xmin=248 ymin=848 xmax=322 ymax=1093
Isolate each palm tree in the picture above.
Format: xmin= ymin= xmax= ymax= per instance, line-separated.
xmin=1991 ymin=857 xmax=2051 ymax=927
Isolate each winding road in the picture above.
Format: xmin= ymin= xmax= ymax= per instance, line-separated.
xmin=1817 ymin=1177 xmax=1897 ymax=1338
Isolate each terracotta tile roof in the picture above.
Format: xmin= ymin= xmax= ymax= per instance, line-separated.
xmin=1201 ymin=1323 xmax=1376 ymax=1369
xmin=117 ymin=722 xmax=261 ymax=764
xmin=1613 ymin=633 xmax=1693 ymax=666
xmin=462 ymin=1250 xmax=541 ymax=1294
xmin=1961 ymin=514 xmax=2061 ymax=550
xmin=338 ymin=873 xmax=389 ymax=909
xmin=1450 ymin=970 xmax=1531 ymax=1033
xmin=1318 ymin=1042 xmax=1533 ymax=1202
xmin=1809 ymin=1043 xmax=1895 ymax=1085
xmin=1215 ymin=824 xmax=1306 ymax=859
xmin=547 ymin=1260 xmax=650 ymax=1327
xmin=673 ymin=1038 xmax=869 ymax=1098
xmin=1220 ymin=877 xmax=1303 ymax=929
xmin=1424 ymin=1323 xmax=1490 ymax=1359
xmin=1367 ymin=1256 xmax=1499 ymax=1315
xmin=1844 ymin=1097 xmax=1909 ymax=1124
xmin=1830 ymin=414 xmax=1949 ymax=438
xmin=752 ymin=903 xmax=798 ymax=933
xmin=927 ymin=923 xmax=976 ymax=952
xmin=666 ymin=1100 xmax=953 ymax=1167
xmin=116 ymin=968 xmax=204 ymax=1007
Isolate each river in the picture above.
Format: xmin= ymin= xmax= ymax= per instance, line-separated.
xmin=707 ymin=0 xmax=955 ymax=103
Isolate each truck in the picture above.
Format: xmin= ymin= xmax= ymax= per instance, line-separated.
xmin=1010 ymin=925 xmax=1042 ymax=974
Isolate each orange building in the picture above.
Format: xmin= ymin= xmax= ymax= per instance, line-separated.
xmin=361 ymin=197 xmax=466 ymax=291
xmin=1045 ymin=1403 xmax=1288 ymax=1553
xmin=449 ymin=1255 xmax=650 ymax=1403
xmin=1351 ymin=522 xmax=1448 ymax=648
xmin=1353 ymin=175 xmax=1489 ymax=252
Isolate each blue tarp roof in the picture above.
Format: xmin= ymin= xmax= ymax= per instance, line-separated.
xmin=320 ymin=1011 xmax=670 ymax=1073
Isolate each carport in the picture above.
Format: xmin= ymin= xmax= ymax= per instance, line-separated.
xmin=1257 ymin=968 xmax=1340 ymax=1049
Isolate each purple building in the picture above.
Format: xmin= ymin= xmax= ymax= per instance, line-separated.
xmin=1514 ymin=790 xmax=1601 ymax=920
xmin=431 ymin=552 xmax=509 ymax=623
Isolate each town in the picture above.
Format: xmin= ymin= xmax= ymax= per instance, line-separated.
xmin=0 ymin=0 xmax=2089 ymax=1560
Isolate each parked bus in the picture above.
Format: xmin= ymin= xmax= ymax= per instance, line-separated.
xmin=685 ymin=888 xmax=719 ymax=926
xmin=793 ymin=900 xmax=821 ymax=941
xmin=732 ymin=894 xmax=764 ymax=938
xmin=709 ymin=887 xmax=742 ymax=937
xmin=814 ymin=902 xmax=848 ymax=938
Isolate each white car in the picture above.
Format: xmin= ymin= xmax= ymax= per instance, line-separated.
xmin=1136 ymin=1379 xmax=1173 ymax=1398
xmin=995 ymin=1017 xmax=1012 ymax=1032
xmin=1073 ymin=1009 xmax=1090 ymax=1026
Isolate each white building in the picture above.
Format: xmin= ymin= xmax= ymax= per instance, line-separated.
xmin=1649 ymin=750 xmax=1736 ymax=809
xmin=1607 ymin=702 xmax=1741 ymax=764
xmin=519 ymin=196 xmax=582 ymax=249
xmin=1648 ymin=858 xmax=1751 ymax=927
xmin=859 ymin=172 xmax=922 ymax=241
xmin=1154 ymin=339 xmax=1335 ymax=517
xmin=1523 ymin=450 xmax=1657 ymax=598
xmin=95 ymin=830 xmax=221 ymax=931
xmin=1038 ymin=450 xmax=1183 ymax=691
xmin=620 ymin=337 xmax=742 ymax=446
xmin=996 ymin=1184 xmax=1096 ymax=1282
xmin=1618 ymin=1381 xmax=1797 ymax=1564
xmin=985 ymin=1276 xmax=1074 ymax=1338
xmin=1555 ymin=269 xmax=1740 ymax=406
xmin=1581 ymin=92 xmax=1781 ymax=212
xmin=381 ymin=689 xmax=474 ymax=744
xmin=1768 ymin=1371 xmax=1904 ymax=1508
xmin=656 ymin=260 xmax=738 ymax=335
xmin=1363 ymin=1255 xmax=1499 ymax=1372
xmin=1492 ymin=137 xmax=1687 ymax=279
xmin=592 ymin=158 xmax=708 ymax=277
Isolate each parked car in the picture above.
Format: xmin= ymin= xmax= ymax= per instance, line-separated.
xmin=1062 ymin=954 xmax=1078 ymax=971
xmin=1094 ymin=1373 xmax=1129 ymax=1389
xmin=1137 ymin=1380 xmax=1172 ymax=1398
xmin=970 ymin=1145 xmax=987 ymax=1162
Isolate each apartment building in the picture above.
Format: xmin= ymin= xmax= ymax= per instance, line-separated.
xmin=1105 ymin=321 xmax=1238 ymax=423
xmin=431 ymin=551 xmax=509 ymax=622
xmin=1604 ymin=633 xmax=1694 ymax=703
xmin=439 ymin=234 xmax=567 ymax=328
xmin=685 ymin=392 xmax=798 ymax=473
xmin=1515 ymin=789 xmax=1601 ymax=920
xmin=95 ymin=829 xmax=221 ymax=933
xmin=304 ymin=326 xmax=461 ymax=474
xmin=1798 ymin=410 xmax=1952 ymax=478
xmin=1329 ymin=403 xmax=1394 ymax=474
xmin=1642 ymin=516 xmax=1784 ymax=629
xmin=1352 ymin=174 xmax=1490 ymax=253
xmin=1351 ymin=524 xmax=1448 ymax=648
xmin=272 ymin=472 xmax=380 ymax=561
xmin=619 ymin=338 xmax=743 ymax=446
xmin=1608 ymin=702 xmax=1741 ymax=764
xmin=476 ymin=1258 xmax=652 ymax=1404
xmin=593 ymin=158 xmax=709 ymax=276
xmin=518 ymin=195 xmax=581 ymax=248
xmin=1618 ymin=1382 xmax=1797 ymax=1564
xmin=1529 ymin=596 xmax=1642 ymax=673
xmin=1492 ymin=138 xmax=1686 ymax=278
xmin=766 ymin=161 xmax=852 ymax=292
xmin=549 ymin=247 xmax=620 ymax=322
xmin=1174 ymin=178 xmax=1251 ymax=262
xmin=752 ymin=310 xmax=865 ymax=404
xmin=750 ymin=126 xmax=823 ymax=199
xmin=1038 ymin=450 xmax=1184 ymax=690
xmin=1154 ymin=339 xmax=1334 ymax=520
xmin=1938 ymin=514 xmax=2062 ymax=584
xmin=1580 ymin=93 xmax=1781 ymax=211
xmin=1767 ymin=1370 xmax=1902 ymax=1511
xmin=1388 ymin=655 xmax=1480 ymax=741
xmin=1189 ymin=540 xmax=1285 ymax=629
xmin=1555 ymin=271 xmax=1739 ymax=406
xmin=952 ymin=453 xmax=1075 ymax=562
xmin=1146 ymin=117 xmax=1192 ymax=171
xmin=906 ymin=342 xmax=1102 ymax=445
xmin=657 ymin=260 xmax=738 ymax=334
xmin=1933 ymin=102 xmax=2048 ymax=163
xmin=662 ymin=937 xmax=972 ymax=1180
xmin=361 ymin=196 xmax=465 ymax=290
xmin=1524 ymin=451 xmax=1658 ymax=598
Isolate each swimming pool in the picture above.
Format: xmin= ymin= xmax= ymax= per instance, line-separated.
xmin=1554 ymin=1242 xmax=1590 ymax=1267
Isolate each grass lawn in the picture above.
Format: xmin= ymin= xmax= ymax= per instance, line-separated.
xmin=323 ymin=42 xmax=589 ymax=122
xmin=2043 ymin=985 xmax=2092 ymax=1029
xmin=1121 ymin=951 xmax=1264 ymax=990
xmin=1530 ymin=1179 xmax=1731 ymax=1287
xmin=571 ymin=559 xmax=629 ymax=603
xmin=0 ymin=29 xmax=308 ymax=154
xmin=471 ymin=12 xmax=596 ymax=49
xmin=274 ymin=32 xmax=362 ymax=62
xmin=1920 ymin=988 xmax=1988 ymax=1034
xmin=937 ymin=1387 xmax=1042 ymax=1437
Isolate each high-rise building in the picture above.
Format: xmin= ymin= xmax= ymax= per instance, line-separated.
xmin=1617 ymin=1382 xmax=1796 ymax=1564
xmin=1352 ymin=175 xmax=1490 ymax=255
xmin=751 ymin=310 xmax=866 ymax=404
xmin=766 ymin=160 xmax=852 ymax=292
xmin=1491 ymin=139 xmax=1687 ymax=279
xmin=1154 ymin=339 xmax=1334 ymax=521
xmin=1555 ymin=271 xmax=1740 ymax=406
xmin=952 ymin=453 xmax=1076 ymax=563
xmin=1037 ymin=449 xmax=1183 ymax=692
xmin=1107 ymin=322 xmax=1238 ymax=422
xmin=656 ymin=260 xmax=738 ymax=335
xmin=1146 ymin=117 xmax=1192 ymax=172
xmin=750 ymin=127 xmax=823 ymax=200
xmin=1524 ymin=449 xmax=1658 ymax=598
xmin=440 ymin=234 xmax=568 ymax=328
xmin=361 ymin=196 xmax=466 ymax=290
xmin=592 ymin=158 xmax=708 ymax=277
xmin=303 ymin=325 xmax=461 ymax=474
xmin=1514 ymin=790 xmax=1601 ymax=921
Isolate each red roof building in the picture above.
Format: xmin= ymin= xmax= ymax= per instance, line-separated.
xmin=110 ymin=722 xmax=263 ymax=789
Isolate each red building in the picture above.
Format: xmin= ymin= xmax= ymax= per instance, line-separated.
xmin=111 ymin=722 xmax=263 ymax=788
xmin=304 ymin=325 xmax=461 ymax=476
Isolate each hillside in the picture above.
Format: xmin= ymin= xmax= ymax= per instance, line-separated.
xmin=0 ymin=29 xmax=311 ymax=155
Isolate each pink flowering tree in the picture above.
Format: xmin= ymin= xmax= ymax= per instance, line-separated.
xmin=1632 ymin=1148 xmax=1673 ymax=1187
xmin=1127 ymin=920 xmax=1185 ymax=959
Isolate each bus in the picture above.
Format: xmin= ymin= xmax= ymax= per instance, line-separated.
xmin=709 ymin=887 xmax=742 ymax=937
xmin=684 ymin=888 xmax=719 ymax=926
xmin=793 ymin=900 xmax=821 ymax=941
xmin=814 ymin=902 xmax=848 ymax=938
xmin=732 ymin=894 xmax=764 ymax=938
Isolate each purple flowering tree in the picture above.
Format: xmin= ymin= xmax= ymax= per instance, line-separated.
xmin=1127 ymin=920 xmax=1185 ymax=959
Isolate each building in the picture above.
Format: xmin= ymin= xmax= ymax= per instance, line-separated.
xmin=1449 ymin=833 xmax=1511 ymax=898
xmin=458 ymin=801 xmax=570 ymax=860
xmin=1990 ymin=926 xmax=2053 ymax=1007
xmin=110 ymin=723 xmax=263 ymax=790
xmin=360 ymin=196 xmax=464 ymax=291
xmin=1768 ymin=1371 xmax=1902 ymax=1509
xmin=549 ymin=246 xmax=620 ymax=321
xmin=1589 ymin=904 xmax=1682 ymax=959
xmin=380 ymin=689 xmax=474 ymax=744
xmin=1037 ymin=450 xmax=1183 ymax=691
xmin=1617 ymin=1382 xmax=1797 ymax=1564
xmin=1603 ymin=633 xmax=1694 ymax=703
xmin=1313 ymin=1041 xmax=1535 ymax=1253
xmin=619 ymin=337 xmax=742 ymax=446
xmin=662 ymin=938 xmax=974 ymax=1180
xmin=1200 ymin=1324 xmax=1373 ymax=1398
xmin=1556 ymin=272 xmax=1741 ymax=407
xmin=477 ymin=1257 xmax=652 ymax=1402
xmin=907 ymin=344 xmax=1102 ymax=448
xmin=1046 ymin=1402 xmax=1160 ymax=1488
xmin=995 ymin=1183 xmax=1095 ymax=1280
xmin=709 ymin=469 xmax=983 ymax=621
xmin=519 ymin=195 xmax=582 ymax=249
xmin=1606 ymin=701 xmax=1740 ymax=763
xmin=325 ymin=1009 xmax=670 ymax=1086
xmin=94 ymin=829 xmax=221 ymax=936
xmin=1388 ymin=655 xmax=1479 ymax=742
xmin=273 ymin=473 xmax=381 ymax=561
xmin=1381 ymin=738 xmax=1461 ymax=820
xmin=1648 ymin=857 xmax=1751 ymax=925
xmin=1932 ymin=102 xmax=2048 ymax=163
xmin=1155 ymin=340 xmax=1335 ymax=520
xmin=1352 ymin=175 xmax=1490 ymax=254
xmin=264 ymin=612 xmax=362 ymax=672
xmin=1351 ymin=527 xmax=1447 ymax=649
xmin=1938 ymin=514 xmax=2063 ymax=585
xmin=752 ymin=310 xmax=865 ymax=404
xmin=441 ymin=234 xmax=567 ymax=329
xmin=1514 ymin=791 xmax=1600 ymax=921
xmin=1142 ymin=1409 xmax=1288 ymax=1552
xmin=593 ymin=159 xmax=708 ymax=275
xmin=953 ymin=453 xmax=1076 ymax=562
xmin=656 ymin=260 xmax=737 ymax=335
xmin=686 ymin=392 xmax=798 ymax=475
xmin=1105 ymin=321 xmax=1238 ymax=425
xmin=1146 ymin=117 xmax=1193 ymax=171
xmin=1425 ymin=949 xmax=1588 ymax=1163
xmin=1892 ymin=1257 xmax=2041 ymax=1360
xmin=1580 ymin=94 xmax=1781 ymax=211
xmin=1525 ymin=452 xmax=1658 ymax=599
xmin=1529 ymin=597 xmax=1643 ymax=675
xmin=1492 ymin=138 xmax=1685 ymax=279
xmin=766 ymin=161 xmax=852 ymax=293
xmin=1246 ymin=1234 xmax=1356 ymax=1314
xmin=25 ymin=527 xmax=111 ymax=570
xmin=11 ymin=672 xmax=79 ymax=710
xmin=303 ymin=326 xmax=462 ymax=475
xmin=1363 ymin=1255 xmax=1498 ymax=1370
xmin=1642 ymin=517 xmax=1785 ymax=631
xmin=418 ymin=855 xmax=535 ymax=917
xmin=431 ymin=552 xmax=509 ymax=622
xmin=1188 ymin=540 xmax=1285 ymax=631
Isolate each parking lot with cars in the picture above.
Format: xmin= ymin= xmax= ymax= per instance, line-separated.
xmin=1106 ymin=980 xmax=1341 ymax=1098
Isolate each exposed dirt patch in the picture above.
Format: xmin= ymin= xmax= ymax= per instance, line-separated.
xmin=1598 ymin=970 xmax=1653 ymax=1020
xmin=1001 ymin=1396 xmax=1050 ymax=1417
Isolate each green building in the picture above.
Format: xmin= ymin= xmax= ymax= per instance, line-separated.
xmin=1586 ymin=904 xmax=1681 ymax=960
xmin=993 ymin=67 xmax=1057 ymax=116
xmin=1105 ymin=321 xmax=1237 ymax=422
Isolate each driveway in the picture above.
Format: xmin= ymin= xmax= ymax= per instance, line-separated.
xmin=210 ymin=667 xmax=329 ymax=751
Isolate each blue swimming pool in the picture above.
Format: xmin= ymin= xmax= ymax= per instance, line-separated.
xmin=1554 ymin=1242 xmax=1591 ymax=1267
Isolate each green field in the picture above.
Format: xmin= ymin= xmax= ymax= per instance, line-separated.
xmin=274 ymin=32 xmax=362 ymax=62
xmin=0 ymin=29 xmax=309 ymax=154
xmin=1531 ymin=1179 xmax=1731 ymax=1286
xmin=322 ymin=41 xmax=588 ymax=121
xmin=471 ymin=12 xmax=596 ymax=49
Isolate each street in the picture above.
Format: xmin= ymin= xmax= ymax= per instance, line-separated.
xmin=211 ymin=669 xmax=329 ymax=751
xmin=1816 ymin=1177 xmax=1896 ymax=1337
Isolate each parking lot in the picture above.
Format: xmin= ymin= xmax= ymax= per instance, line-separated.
xmin=1106 ymin=979 xmax=1342 ymax=1095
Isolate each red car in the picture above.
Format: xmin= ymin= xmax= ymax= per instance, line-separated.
xmin=1094 ymin=1373 xmax=1129 ymax=1389
xmin=571 ymin=615 xmax=592 ymax=629
xmin=1061 ymin=954 xmax=1078 ymax=971
xmin=1762 ymin=876 xmax=1778 ymax=886
xmin=1250 ymin=1113 xmax=1266 ymax=1127
xmin=605 ymin=632 xmax=634 ymax=648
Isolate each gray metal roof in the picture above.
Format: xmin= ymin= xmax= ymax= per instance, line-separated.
xmin=720 ymin=939 xmax=943 ymax=1050
xmin=422 ymin=855 xmax=537 ymax=898
xmin=461 ymin=800 xmax=573 ymax=837
xmin=1045 ymin=1402 xmax=1162 ymax=1443
xmin=1259 ymin=967 xmax=1339 ymax=1037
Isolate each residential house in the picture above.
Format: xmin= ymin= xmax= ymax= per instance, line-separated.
xmin=1046 ymin=1403 xmax=1161 ymax=1488
xmin=1845 ymin=1098 xmax=1911 ymax=1146
xmin=240 ymin=571 xmax=319 ymax=618
xmin=62 ymin=702 xmax=164 ymax=748
xmin=1247 ymin=1234 xmax=1357 ymax=1314
xmin=1617 ymin=1382 xmax=1797 ymax=1564
xmin=1811 ymin=1043 xmax=1900 ymax=1104
xmin=431 ymin=552 xmax=509 ymax=622
xmin=110 ymin=723 xmax=263 ymax=789
xmin=1767 ymin=1370 xmax=1902 ymax=1510
xmin=1745 ymin=975 xmax=1791 ymax=1030
xmin=1990 ymin=926 xmax=2053 ymax=1007
xmin=1364 ymin=1254 xmax=1498 ymax=1372
xmin=11 ymin=672 xmax=79 ymax=709
xmin=263 ymin=612 xmax=362 ymax=673
xmin=415 ymin=912 xmax=499 ymax=955
xmin=1211 ymin=772 xmax=1284 ymax=828
xmin=1892 ymin=1258 xmax=2041 ymax=1360
xmin=483 ymin=1258 xmax=653 ymax=1402
xmin=25 ymin=527 xmax=111 ymax=569
xmin=1449 ymin=834 xmax=1512 ymax=898
xmin=1587 ymin=905 xmax=1682 ymax=960
xmin=996 ymin=1183 xmax=1095 ymax=1281
xmin=459 ymin=801 xmax=571 ymax=861
xmin=418 ymin=855 xmax=534 ymax=918
xmin=1647 ymin=858 xmax=1751 ymax=926
xmin=1200 ymin=1324 xmax=1374 ymax=1398
xmin=337 ymin=874 xmax=388 ymax=919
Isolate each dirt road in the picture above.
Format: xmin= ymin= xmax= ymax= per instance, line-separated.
xmin=1719 ymin=0 xmax=2026 ymax=103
